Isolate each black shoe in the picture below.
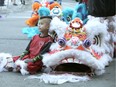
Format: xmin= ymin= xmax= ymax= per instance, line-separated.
xmin=22 ymin=1 xmax=25 ymax=5
xmin=13 ymin=3 xmax=17 ymax=6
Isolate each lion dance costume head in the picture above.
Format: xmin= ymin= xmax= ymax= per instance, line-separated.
xmin=30 ymin=17 xmax=113 ymax=84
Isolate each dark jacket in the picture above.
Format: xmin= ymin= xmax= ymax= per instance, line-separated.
xmin=88 ymin=0 xmax=115 ymax=17
xmin=0 ymin=0 xmax=4 ymax=6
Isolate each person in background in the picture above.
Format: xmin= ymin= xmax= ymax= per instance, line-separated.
xmin=87 ymin=0 xmax=115 ymax=17
xmin=20 ymin=0 xmax=25 ymax=5
xmin=54 ymin=0 xmax=62 ymax=5
xmin=0 ymin=0 xmax=5 ymax=6
xmin=12 ymin=0 xmax=17 ymax=6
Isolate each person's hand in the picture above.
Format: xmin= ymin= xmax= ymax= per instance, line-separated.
xmin=24 ymin=59 xmax=33 ymax=63
xmin=16 ymin=66 xmax=21 ymax=72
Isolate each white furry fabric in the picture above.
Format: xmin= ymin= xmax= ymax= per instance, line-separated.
xmin=0 ymin=53 xmax=14 ymax=72
xmin=49 ymin=17 xmax=68 ymax=38
xmin=84 ymin=16 xmax=114 ymax=57
xmin=15 ymin=59 xmax=29 ymax=75
xmin=25 ymin=73 xmax=90 ymax=84
xmin=0 ymin=53 xmax=8 ymax=72
xmin=43 ymin=49 xmax=112 ymax=75
xmin=0 ymin=53 xmax=29 ymax=75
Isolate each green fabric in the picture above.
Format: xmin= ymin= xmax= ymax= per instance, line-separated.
xmin=20 ymin=50 xmax=29 ymax=59
xmin=19 ymin=51 xmax=43 ymax=62
xmin=33 ymin=55 xmax=43 ymax=62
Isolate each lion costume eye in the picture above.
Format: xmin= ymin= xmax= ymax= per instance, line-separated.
xmin=66 ymin=16 xmax=71 ymax=22
xmin=93 ymin=35 xmax=101 ymax=46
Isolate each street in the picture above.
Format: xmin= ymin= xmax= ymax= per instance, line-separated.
xmin=0 ymin=0 xmax=116 ymax=87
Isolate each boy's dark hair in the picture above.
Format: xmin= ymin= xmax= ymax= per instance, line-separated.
xmin=40 ymin=16 xmax=52 ymax=20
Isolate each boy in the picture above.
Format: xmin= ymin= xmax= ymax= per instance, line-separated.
xmin=13 ymin=16 xmax=53 ymax=74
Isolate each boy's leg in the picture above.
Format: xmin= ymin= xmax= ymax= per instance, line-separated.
xmin=27 ymin=60 xmax=43 ymax=74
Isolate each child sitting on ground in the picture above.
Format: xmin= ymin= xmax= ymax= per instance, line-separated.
xmin=13 ymin=16 xmax=53 ymax=74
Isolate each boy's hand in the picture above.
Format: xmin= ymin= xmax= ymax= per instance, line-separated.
xmin=16 ymin=66 xmax=21 ymax=72
xmin=24 ymin=59 xmax=33 ymax=63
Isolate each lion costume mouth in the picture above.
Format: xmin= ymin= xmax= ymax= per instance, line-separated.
xmin=42 ymin=49 xmax=106 ymax=76
xmin=51 ymin=63 xmax=93 ymax=76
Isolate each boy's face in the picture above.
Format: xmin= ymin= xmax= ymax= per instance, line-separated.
xmin=38 ymin=19 xmax=50 ymax=33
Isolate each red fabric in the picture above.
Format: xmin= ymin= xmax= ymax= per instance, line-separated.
xmin=13 ymin=56 xmax=43 ymax=74
xmin=27 ymin=61 xmax=43 ymax=74
xmin=13 ymin=35 xmax=53 ymax=74
xmin=29 ymin=35 xmax=53 ymax=57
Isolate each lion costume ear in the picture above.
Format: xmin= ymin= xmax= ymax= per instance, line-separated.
xmin=72 ymin=3 xmax=88 ymax=24
xmin=25 ymin=14 xmax=39 ymax=27
xmin=38 ymin=7 xmax=50 ymax=17
xmin=32 ymin=2 xmax=42 ymax=12
xmin=49 ymin=17 xmax=68 ymax=39
xmin=49 ymin=2 xmax=61 ymax=10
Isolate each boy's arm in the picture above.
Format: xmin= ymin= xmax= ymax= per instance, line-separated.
xmin=25 ymin=40 xmax=32 ymax=51
xmin=24 ymin=42 xmax=52 ymax=63
xmin=40 ymin=42 xmax=53 ymax=54
xmin=19 ymin=50 xmax=29 ymax=59
xmin=19 ymin=40 xmax=32 ymax=59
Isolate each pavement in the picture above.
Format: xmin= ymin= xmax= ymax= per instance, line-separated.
xmin=0 ymin=0 xmax=116 ymax=87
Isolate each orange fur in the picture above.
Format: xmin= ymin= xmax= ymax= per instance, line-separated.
xmin=49 ymin=2 xmax=61 ymax=10
xmin=32 ymin=2 xmax=42 ymax=12
xmin=25 ymin=14 xmax=39 ymax=27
